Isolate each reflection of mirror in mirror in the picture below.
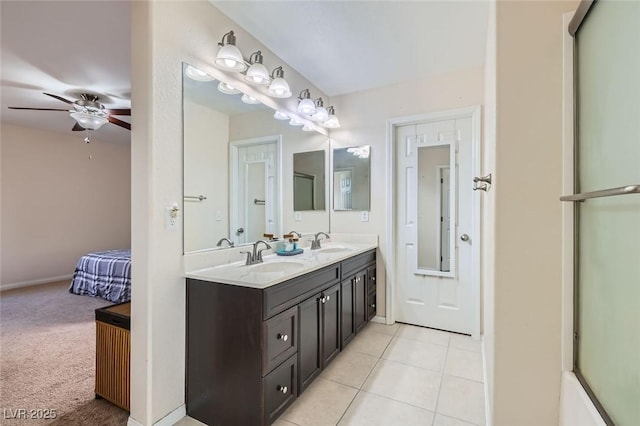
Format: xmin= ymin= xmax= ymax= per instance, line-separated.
xmin=417 ymin=144 xmax=453 ymax=273
xmin=333 ymin=146 xmax=370 ymax=211
xmin=293 ymin=151 xmax=325 ymax=211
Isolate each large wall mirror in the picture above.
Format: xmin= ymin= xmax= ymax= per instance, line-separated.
xmin=182 ymin=63 xmax=330 ymax=254
xmin=333 ymin=146 xmax=371 ymax=211
xmin=416 ymin=141 xmax=455 ymax=277
xmin=293 ymin=150 xmax=326 ymax=211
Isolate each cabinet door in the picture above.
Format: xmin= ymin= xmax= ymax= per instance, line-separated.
xmin=354 ymin=271 xmax=367 ymax=333
xmin=341 ymin=279 xmax=355 ymax=349
xmin=321 ymin=283 xmax=341 ymax=367
xmin=298 ymin=294 xmax=321 ymax=394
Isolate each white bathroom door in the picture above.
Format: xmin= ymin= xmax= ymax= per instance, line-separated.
xmin=395 ymin=115 xmax=476 ymax=335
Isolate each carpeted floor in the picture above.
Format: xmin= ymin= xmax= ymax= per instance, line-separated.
xmin=0 ymin=281 xmax=129 ymax=425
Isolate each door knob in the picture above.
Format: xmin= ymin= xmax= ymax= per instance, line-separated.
xmin=460 ymin=234 xmax=470 ymax=242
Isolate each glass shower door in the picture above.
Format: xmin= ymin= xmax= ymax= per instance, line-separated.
xmin=569 ymin=1 xmax=640 ymax=424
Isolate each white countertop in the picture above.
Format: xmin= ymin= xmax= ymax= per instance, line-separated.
xmin=184 ymin=241 xmax=377 ymax=289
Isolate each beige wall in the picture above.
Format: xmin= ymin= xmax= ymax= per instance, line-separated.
xmin=0 ymin=123 xmax=130 ymax=288
xmin=330 ymin=67 xmax=485 ymax=317
xmin=130 ymin=2 xmax=329 ymax=423
xmin=491 ymin=1 xmax=578 ymax=425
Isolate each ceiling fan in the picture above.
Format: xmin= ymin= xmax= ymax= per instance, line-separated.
xmin=8 ymin=92 xmax=131 ymax=142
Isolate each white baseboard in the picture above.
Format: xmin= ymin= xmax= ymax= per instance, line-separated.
xmin=0 ymin=274 xmax=73 ymax=291
xmin=127 ymin=404 xmax=187 ymax=426
xmin=371 ymin=315 xmax=386 ymax=324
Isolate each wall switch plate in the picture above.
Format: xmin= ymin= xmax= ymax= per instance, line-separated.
xmin=216 ymin=210 xmax=222 ymax=221
xmin=295 ymin=211 xmax=302 ymax=221
xmin=361 ymin=211 xmax=369 ymax=222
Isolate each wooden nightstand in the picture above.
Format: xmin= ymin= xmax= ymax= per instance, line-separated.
xmin=95 ymin=302 xmax=131 ymax=411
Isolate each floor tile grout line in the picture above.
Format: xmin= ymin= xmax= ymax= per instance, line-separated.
xmin=335 ymin=324 xmax=399 ymax=425
xmin=431 ymin=337 xmax=450 ymax=426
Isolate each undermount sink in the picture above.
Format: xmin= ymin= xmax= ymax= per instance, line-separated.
xmin=248 ymin=260 xmax=307 ymax=273
xmin=315 ymin=246 xmax=353 ymax=254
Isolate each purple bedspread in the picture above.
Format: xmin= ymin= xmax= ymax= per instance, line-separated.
xmin=69 ymin=249 xmax=131 ymax=303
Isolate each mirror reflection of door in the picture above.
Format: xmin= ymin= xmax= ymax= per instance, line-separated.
xmin=293 ymin=173 xmax=315 ymax=210
xmin=333 ymin=169 xmax=353 ymax=210
xmin=231 ymin=138 xmax=280 ymax=245
xmin=417 ymin=145 xmax=451 ymax=272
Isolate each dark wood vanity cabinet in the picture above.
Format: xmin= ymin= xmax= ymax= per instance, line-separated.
xmin=186 ymin=249 xmax=376 ymax=426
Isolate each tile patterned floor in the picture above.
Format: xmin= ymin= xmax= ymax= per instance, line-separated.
xmin=177 ymin=322 xmax=486 ymax=426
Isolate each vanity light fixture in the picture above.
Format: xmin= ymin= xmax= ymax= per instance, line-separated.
xmin=323 ymin=106 xmax=341 ymax=129
xmin=267 ymin=67 xmax=292 ymax=98
xmin=215 ymin=31 xmax=247 ymax=72
xmin=273 ymin=110 xmax=289 ymax=120
xmin=244 ymin=51 xmax=271 ymax=86
xmin=185 ymin=65 xmax=215 ymax=82
xmin=217 ymin=81 xmax=240 ymax=95
xmin=311 ymin=98 xmax=329 ymax=122
xmin=347 ymin=146 xmax=370 ymax=159
xmin=297 ymin=89 xmax=316 ymax=115
xmin=241 ymin=94 xmax=261 ymax=104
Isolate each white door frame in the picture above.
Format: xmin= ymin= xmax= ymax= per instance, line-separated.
xmin=385 ymin=106 xmax=482 ymax=338
xmin=230 ymin=135 xmax=283 ymax=244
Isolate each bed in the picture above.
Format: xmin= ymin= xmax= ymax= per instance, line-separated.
xmin=69 ymin=249 xmax=131 ymax=303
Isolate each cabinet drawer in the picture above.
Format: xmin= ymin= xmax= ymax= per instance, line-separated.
xmin=264 ymin=354 xmax=297 ymax=425
xmin=342 ymin=250 xmax=376 ymax=278
xmin=367 ymin=294 xmax=377 ymax=320
xmin=264 ymin=264 xmax=340 ymax=320
xmin=263 ymin=306 xmax=298 ymax=374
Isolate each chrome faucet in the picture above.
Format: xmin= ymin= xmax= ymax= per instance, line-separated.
xmin=240 ymin=240 xmax=272 ymax=265
xmin=310 ymin=232 xmax=330 ymax=250
xmin=216 ymin=237 xmax=234 ymax=248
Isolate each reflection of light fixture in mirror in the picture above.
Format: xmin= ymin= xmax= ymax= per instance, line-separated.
xmin=289 ymin=117 xmax=304 ymax=126
xmin=311 ymin=98 xmax=328 ymax=122
xmin=241 ymin=94 xmax=260 ymax=104
xmin=244 ymin=51 xmax=271 ymax=86
xmin=297 ymin=89 xmax=316 ymax=115
xmin=215 ymin=31 xmax=247 ymax=72
xmin=302 ymin=124 xmax=315 ymax=132
xmin=185 ymin=65 xmax=215 ymax=82
xmin=267 ymin=67 xmax=292 ymax=98
xmin=347 ymin=146 xmax=370 ymax=159
xmin=218 ymin=81 xmax=240 ymax=94
xmin=323 ymin=106 xmax=341 ymax=128
xmin=274 ymin=110 xmax=289 ymax=120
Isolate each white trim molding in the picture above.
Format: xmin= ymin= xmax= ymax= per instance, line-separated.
xmin=128 ymin=404 xmax=186 ymax=426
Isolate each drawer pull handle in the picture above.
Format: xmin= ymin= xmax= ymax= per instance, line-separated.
xmin=277 ymin=385 xmax=288 ymax=394
xmin=371 ymin=276 xmax=376 ymax=281
xmin=370 ymin=304 xmax=376 ymax=308
xmin=326 ymin=295 xmax=330 ymax=302
xmin=277 ymin=333 xmax=288 ymax=342
xmin=320 ymin=296 xmax=326 ymax=303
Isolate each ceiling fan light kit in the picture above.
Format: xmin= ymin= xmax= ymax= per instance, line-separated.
xmin=209 ymin=30 xmax=341 ymax=132
xmin=8 ymin=92 xmax=131 ymax=142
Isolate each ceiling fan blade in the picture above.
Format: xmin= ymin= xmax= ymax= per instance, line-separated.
xmin=43 ymin=92 xmax=73 ymax=104
xmin=8 ymin=107 xmax=69 ymax=111
xmin=72 ymin=123 xmax=85 ymax=131
xmin=108 ymin=116 xmax=131 ymax=131
xmin=105 ymin=108 xmax=131 ymax=116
